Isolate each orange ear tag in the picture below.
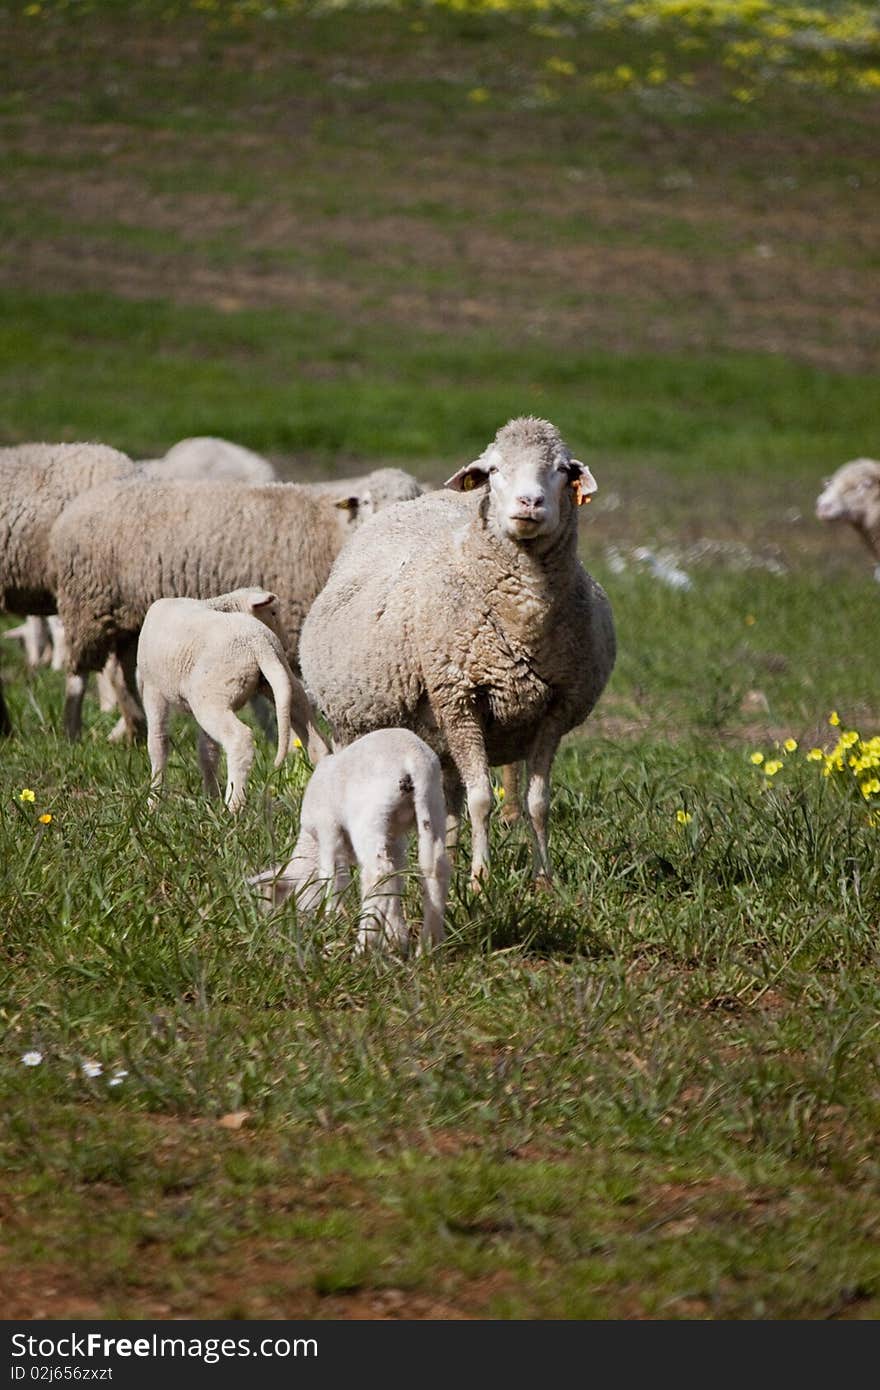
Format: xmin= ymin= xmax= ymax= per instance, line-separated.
xmin=572 ymin=478 xmax=592 ymax=506
xmin=462 ymin=474 xmax=476 ymax=491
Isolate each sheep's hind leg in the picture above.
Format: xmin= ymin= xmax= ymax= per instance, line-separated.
xmin=193 ymin=704 xmax=254 ymax=812
xmin=524 ymin=720 xmax=566 ymax=886
xmin=359 ymin=839 xmax=408 ymax=954
xmin=107 ymin=640 xmax=146 ymax=743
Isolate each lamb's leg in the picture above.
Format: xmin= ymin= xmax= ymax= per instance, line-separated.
xmin=358 ymin=839 xmax=408 ymax=953
xmin=192 ymin=703 xmax=254 ymax=813
xmin=197 ymin=730 xmax=223 ymax=800
xmin=315 ymin=827 xmax=351 ymax=917
xmin=418 ymin=838 xmax=449 ymax=953
xmin=440 ymin=711 xmax=492 ymax=889
xmin=0 ymin=679 xmax=10 ymax=737
xmin=141 ymin=685 xmax=170 ymax=807
xmin=523 ymin=721 xmax=566 ymax=884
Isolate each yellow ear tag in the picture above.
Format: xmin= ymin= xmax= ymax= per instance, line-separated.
xmin=572 ymin=478 xmax=592 ymax=506
xmin=462 ymin=474 xmax=476 ymax=491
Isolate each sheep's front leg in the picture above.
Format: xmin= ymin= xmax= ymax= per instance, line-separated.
xmin=441 ymin=710 xmax=492 ymax=889
xmin=524 ymin=720 xmax=566 ymax=884
xmin=141 ymin=685 xmax=170 ymax=807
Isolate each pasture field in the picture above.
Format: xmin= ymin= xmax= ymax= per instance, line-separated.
xmin=1 ymin=0 xmax=879 ymax=1319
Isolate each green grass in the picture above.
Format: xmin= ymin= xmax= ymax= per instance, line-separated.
xmin=1 ymin=0 xmax=880 ymax=1320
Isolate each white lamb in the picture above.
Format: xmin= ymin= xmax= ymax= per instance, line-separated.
xmin=136 ymin=588 xmax=328 ymax=813
xmin=247 ymin=729 xmax=450 ymax=955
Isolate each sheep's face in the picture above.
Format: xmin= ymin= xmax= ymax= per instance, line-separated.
xmin=816 ymin=459 xmax=880 ymax=527
xmin=445 ymin=419 xmax=597 ymax=543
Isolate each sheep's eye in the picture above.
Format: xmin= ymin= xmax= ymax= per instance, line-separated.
xmin=487 ymin=464 xmax=498 ymax=476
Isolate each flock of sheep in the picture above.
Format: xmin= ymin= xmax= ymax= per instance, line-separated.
xmin=1 ymin=425 xmax=878 ymax=954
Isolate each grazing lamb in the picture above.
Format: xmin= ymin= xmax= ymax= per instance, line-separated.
xmin=299 ymin=416 xmax=616 ymax=888
xmin=137 ymin=588 xmax=328 ymax=812
xmin=48 ymin=467 xmax=423 ymax=741
xmin=247 ymin=729 xmax=449 ymax=954
xmin=815 ymin=458 xmax=880 ymax=579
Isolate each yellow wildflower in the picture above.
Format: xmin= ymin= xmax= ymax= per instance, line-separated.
xmin=676 ymin=810 xmax=693 ymax=825
xmin=744 ymin=614 xmax=756 ymax=625
xmin=764 ymin=761 xmax=783 ymax=777
xmin=750 ymin=752 xmax=765 ymax=765
xmin=467 ymin=87 xmax=490 ymax=104
xmin=783 ymin=738 xmax=798 ymax=753
xmin=494 ymin=786 xmax=506 ymax=802
xmin=292 ymin=737 xmax=303 ymax=750
xmin=861 ymin=778 xmax=880 ymax=799
xmin=806 ymin=748 xmax=823 ymax=761
xmin=841 ymin=731 xmax=858 ymax=748
xmin=38 ymin=813 xmax=52 ymax=825
xmin=545 ymin=57 xmax=576 ymax=77
xmin=829 ymin=711 xmax=840 ymax=726
xmin=18 ymin=789 xmax=36 ymax=803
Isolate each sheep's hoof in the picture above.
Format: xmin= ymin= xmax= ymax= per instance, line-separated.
xmin=469 ymin=873 xmax=486 ymax=895
xmin=532 ymin=873 xmax=554 ymax=894
xmin=499 ymin=805 xmax=522 ymax=826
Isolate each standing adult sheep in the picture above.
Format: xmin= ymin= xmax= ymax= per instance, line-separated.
xmin=48 ymin=468 xmax=424 ymax=740
xmin=0 ymin=442 xmax=136 ymax=733
xmin=299 ymin=416 xmax=616 ymax=888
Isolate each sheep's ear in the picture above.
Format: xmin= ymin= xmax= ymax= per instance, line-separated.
xmin=249 ymin=591 xmax=278 ymax=613
xmin=445 ymin=451 xmax=492 ymax=492
xmin=334 ymin=496 xmax=360 ymax=512
xmin=566 ymin=457 xmax=598 ymax=506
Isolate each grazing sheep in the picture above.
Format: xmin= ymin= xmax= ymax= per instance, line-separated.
xmin=137 ymin=588 xmax=328 ymax=812
xmin=247 ymin=729 xmax=449 ymax=954
xmin=299 ymin=416 xmax=616 ymax=888
xmin=139 ymin=435 xmax=278 ymax=484
xmin=48 ymin=467 xmax=423 ymax=741
xmin=0 ymin=442 xmax=136 ymax=734
xmin=815 ymin=458 xmax=880 ymax=579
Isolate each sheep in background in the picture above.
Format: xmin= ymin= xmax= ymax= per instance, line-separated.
xmin=137 ymin=588 xmax=328 ymax=812
xmin=139 ymin=435 xmax=278 ymax=484
xmin=248 ymin=729 xmax=449 ymax=954
xmin=0 ymin=442 xmax=136 ymax=734
xmin=815 ymin=458 xmax=880 ymax=580
xmin=48 ymin=467 xmax=424 ymax=741
xmin=299 ymin=416 xmax=616 ymax=889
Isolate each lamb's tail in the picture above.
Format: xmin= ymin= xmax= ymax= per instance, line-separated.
xmin=255 ymin=645 xmax=293 ymax=770
xmin=257 ymin=641 xmax=330 ymax=768
xmin=408 ymin=758 xmax=450 ymax=949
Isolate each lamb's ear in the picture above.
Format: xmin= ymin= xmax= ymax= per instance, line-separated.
xmin=566 ymin=457 xmax=598 ymax=506
xmin=249 ymin=591 xmax=278 ymax=614
xmin=445 ymin=447 xmax=498 ymax=492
